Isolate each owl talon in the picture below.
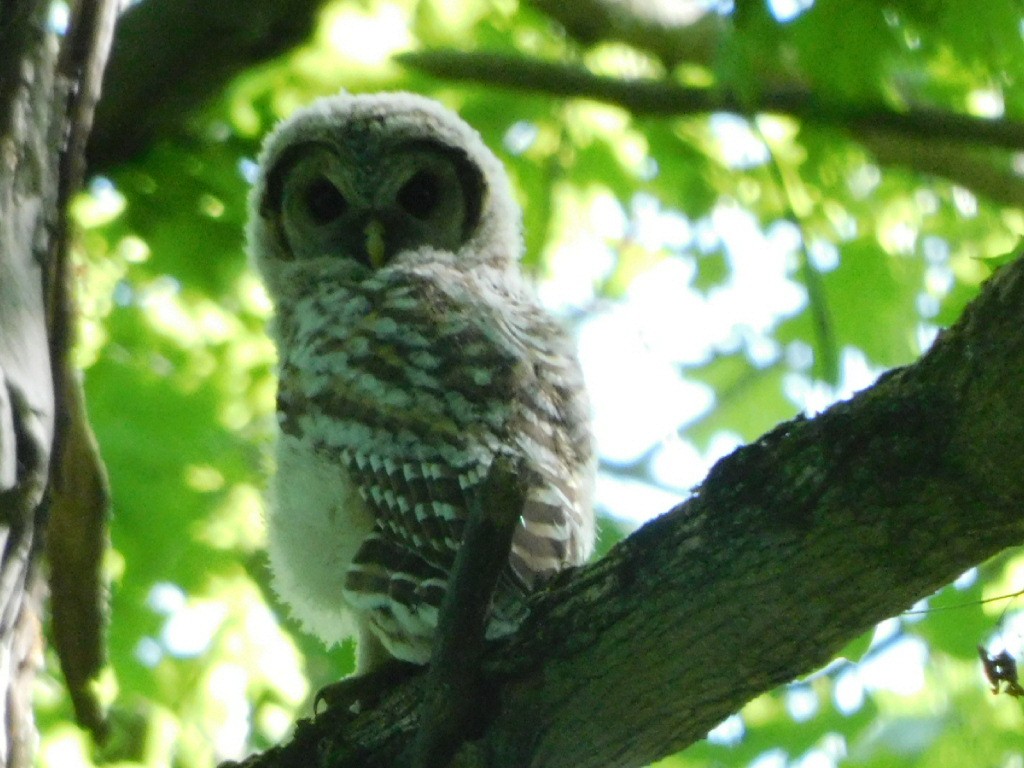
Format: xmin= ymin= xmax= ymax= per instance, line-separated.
xmin=314 ymin=660 xmax=420 ymax=718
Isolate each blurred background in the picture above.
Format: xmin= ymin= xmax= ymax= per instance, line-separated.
xmin=40 ymin=0 xmax=1024 ymax=765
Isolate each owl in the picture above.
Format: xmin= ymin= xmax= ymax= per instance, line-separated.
xmin=247 ymin=92 xmax=595 ymax=673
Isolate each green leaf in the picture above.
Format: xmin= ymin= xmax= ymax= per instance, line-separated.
xmin=686 ymin=356 xmax=796 ymax=448
xmin=779 ymin=238 xmax=923 ymax=369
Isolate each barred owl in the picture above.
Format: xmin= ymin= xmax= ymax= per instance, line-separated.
xmin=247 ymin=92 xmax=595 ymax=673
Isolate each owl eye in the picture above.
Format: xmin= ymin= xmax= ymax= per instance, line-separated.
xmin=398 ymin=170 xmax=441 ymax=219
xmin=304 ymin=176 xmax=348 ymax=223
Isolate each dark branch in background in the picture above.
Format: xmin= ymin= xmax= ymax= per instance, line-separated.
xmin=400 ymin=49 xmax=1024 ymax=206
xmin=86 ymin=0 xmax=1024 ymax=205
xmin=527 ymin=0 xmax=1024 ymax=205
xmin=87 ymin=0 xmax=332 ymax=171
xmin=858 ymin=131 xmax=1024 ymax=207
xmin=56 ymin=0 xmax=119 ymax=202
xmin=398 ymin=51 xmax=1024 ymax=151
xmin=228 ymin=254 xmax=1024 ymax=768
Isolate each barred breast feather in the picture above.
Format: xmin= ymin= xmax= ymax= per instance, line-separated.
xmin=265 ymin=252 xmax=595 ymax=665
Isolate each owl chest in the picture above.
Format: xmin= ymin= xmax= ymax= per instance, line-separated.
xmin=273 ymin=285 xmax=521 ymax=450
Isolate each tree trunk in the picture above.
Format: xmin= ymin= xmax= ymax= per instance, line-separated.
xmin=0 ymin=1 xmax=116 ymax=763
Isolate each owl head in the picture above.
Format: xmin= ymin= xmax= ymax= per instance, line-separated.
xmin=247 ymin=92 xmax=522 ymax=293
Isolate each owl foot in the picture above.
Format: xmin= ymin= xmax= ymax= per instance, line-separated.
xmin=314 ymin=659 xmax=420 ymax=719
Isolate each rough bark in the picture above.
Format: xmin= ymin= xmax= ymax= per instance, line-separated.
xmin=0 ymin=3 xmax=66 ymax=761
xmin=0 ymin=0 xmax=117 ymax=760
xmin=225 ymin=253 xmax=1024 ymax=768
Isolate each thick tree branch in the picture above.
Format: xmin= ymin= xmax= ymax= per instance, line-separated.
xmin=228 ymin=248 xmax=1024 ymax=768
xmin=87 ymin=0 xmax=332 ymax=171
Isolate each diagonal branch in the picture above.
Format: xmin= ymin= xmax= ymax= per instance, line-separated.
xmin=225 ymin=247 xmax=1024 ymax=768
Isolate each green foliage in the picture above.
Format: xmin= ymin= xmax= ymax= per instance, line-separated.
xmin=40 ymin=0 xmax=1024 ymax=765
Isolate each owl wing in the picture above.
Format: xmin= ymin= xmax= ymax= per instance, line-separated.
xmin=279 ymin=267 xmax=589 ymax=659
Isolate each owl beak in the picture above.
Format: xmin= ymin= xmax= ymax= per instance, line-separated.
xmin=364 ymin=219 xmax=387 ymax=269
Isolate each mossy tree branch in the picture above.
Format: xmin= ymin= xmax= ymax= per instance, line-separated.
xmin=226 ymin=252 xmax=1024 ymax=767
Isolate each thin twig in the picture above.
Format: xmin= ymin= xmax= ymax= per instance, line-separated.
xmin=408 ymin=458 xmax=526 ymax=768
